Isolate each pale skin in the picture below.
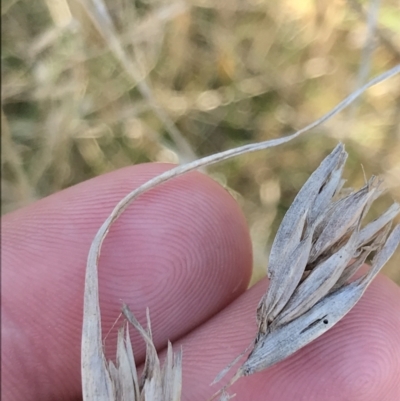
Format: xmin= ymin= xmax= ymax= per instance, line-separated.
xmin=2 ymin=163 xmax=400 ymax=401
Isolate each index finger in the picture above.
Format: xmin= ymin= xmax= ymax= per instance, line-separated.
xmin=1 ymin=163 xmax=252 ymax=401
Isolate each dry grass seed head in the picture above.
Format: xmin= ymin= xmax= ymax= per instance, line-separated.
xmin=225 ymin=145 xmax=400 ymax=389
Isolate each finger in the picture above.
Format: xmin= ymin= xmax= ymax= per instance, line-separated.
xmin=2 ymin=164 xmax=252 ymax=401
xmin=171 ymin=273 xmax=400 ymax=400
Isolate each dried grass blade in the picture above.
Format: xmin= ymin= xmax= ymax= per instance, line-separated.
xmin=259 ymin=232 xmax=314 ymax=326
xmin=120 ymin=304 xmax=182 ymax=400
xmin=81 ymin=243 xmax=115 ymax=401
xmin=360 ymin=224 xmax=400 ymax=285
xmin=162 ymin=343 xmax=183 ymax=401
xmin=122 ymin=304 xmax=153 ymax=345
xmin=268 ymin=143 xmax=345 ymax=272
xmin=274 ymin=229 xmax=359 ymax=326
xmin=332 ymin=248 xmax=371 ymax=290
xmin=116 ymin=326 xmax=136 ymax=400
xmin=123 ymin=325 xmax=140 ymax=400
xmin=307 ymin=151 xmax=347 ymax=228
xmin=143 ymin=377 xmax=161 ymax=400
xmin=357 ymin=202 xmax=400 ymax=247
xmin=108 ymin=361 xmax=118 ymax=395
xmin=310 ymin=180 xmax=376 ymax=261
xmin=122 ymin=306 xmax=160 ymax=389
xmin=218 ymin=391 xmax=236 ymax=401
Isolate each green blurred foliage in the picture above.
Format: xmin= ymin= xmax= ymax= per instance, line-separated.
xmin=2 ymin=0 xmax=400 ymax=283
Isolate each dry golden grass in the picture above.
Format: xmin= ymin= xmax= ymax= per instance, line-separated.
xmin=2 ymin=0 xmax=400 ymax=283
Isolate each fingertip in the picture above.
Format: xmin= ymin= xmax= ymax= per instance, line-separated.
xmin=2 ymin=163 xmax=253 ymax=400
xmin=96 ymin=164 xmax=253 ymax=343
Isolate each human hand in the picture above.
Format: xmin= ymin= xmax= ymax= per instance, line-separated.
xmin=2 ymin=164 xmax=400 ymax=400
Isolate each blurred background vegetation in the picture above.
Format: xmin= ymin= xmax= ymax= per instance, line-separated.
xmin=2 ymin=0 xmax=399 ymax=284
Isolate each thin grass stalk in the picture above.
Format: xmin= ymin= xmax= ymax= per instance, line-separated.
xmin=82 ymin=65 xmax=400 ymax=401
